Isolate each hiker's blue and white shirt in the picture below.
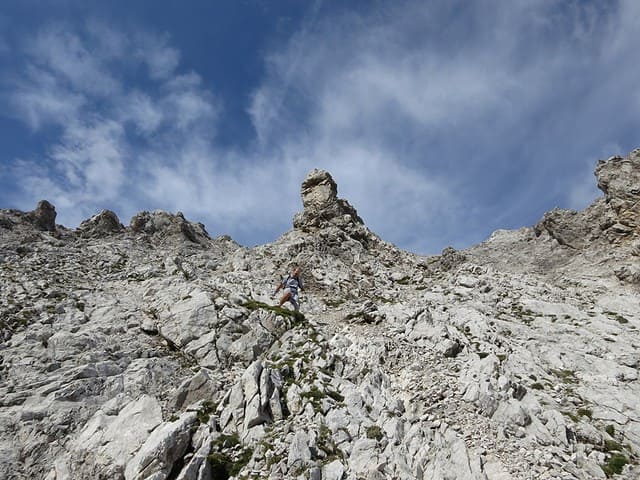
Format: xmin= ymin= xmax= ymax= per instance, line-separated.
xmin=282 ymin=274 xmax=304 ymax=293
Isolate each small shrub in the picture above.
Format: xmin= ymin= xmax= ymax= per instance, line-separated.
xmin=601 ymin=453 xmax=628 ymax=477
xmin=605 ymin=425 xmax=616 ymax=437
xmin=577 ymin=408 xmax=593 ymax=419
xmin=530 ymin=383 xmax=544 ymax=390
xmin=366 ymin=425 xmax=383 ymax=441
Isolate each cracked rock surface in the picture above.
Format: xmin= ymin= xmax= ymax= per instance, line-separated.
xmin=1 ymin=155 xmax=640 ymax=479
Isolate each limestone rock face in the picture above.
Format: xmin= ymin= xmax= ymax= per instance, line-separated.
xmin=2 ymin=150 xmax=640 ymax=480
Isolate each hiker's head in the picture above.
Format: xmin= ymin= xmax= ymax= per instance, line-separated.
xmin=292 ymin=266 xmax=302 ymax=276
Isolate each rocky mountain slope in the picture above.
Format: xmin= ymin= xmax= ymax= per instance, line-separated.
xmin=1 ymin=150 xmax=639 ymax=480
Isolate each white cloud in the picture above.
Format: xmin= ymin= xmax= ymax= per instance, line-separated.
xmin=139 ymin=37 xmax=180 ymax=80
xmin=29 ymin=24 xmax=121 ymax=96
xmin=10 ymin=66 xmax=86 ymax=130
xmin=6 ymin=2 xmax=640 ymax=254
xmin=118 ymin=91 xmax=164 ymax=135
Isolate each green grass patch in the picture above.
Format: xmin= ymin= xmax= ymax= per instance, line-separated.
xmin=530 ymin=383 xmax=544 ymax=390
xmin=605 ymin=425 xmax=616 ymax=437
xmin=603 ymin=439 xmax=624 ymax=452
xmin=242 ymin=300 xmax=305 ymax=323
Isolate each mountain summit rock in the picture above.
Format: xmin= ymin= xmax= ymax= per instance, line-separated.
xmin=293 ymin=169 xmax=368 ymax=243
xmin=1 ymin=151 xmax=639 ymax=479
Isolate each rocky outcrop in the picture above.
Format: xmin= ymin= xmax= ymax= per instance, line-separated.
xmin=77 ymin=209 xmax=124 ymax=237
xmin=1 ymin=151 xmax=640 ymax=479
xmin=130 ymin=210 xmax=210 ymax=244
xmin=596 ymin=149 xmax=640 ymax=240
xmin=28 ymin=200 xmax=57 ymax=232
xmin=535 ymin=149 xmax=640 ymax=249
xmin=293 ymin=169 xmax=370 ymax=244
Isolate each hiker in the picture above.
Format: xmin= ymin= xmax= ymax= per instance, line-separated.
xmin=275 ymin=266 xmax=305 ymax=311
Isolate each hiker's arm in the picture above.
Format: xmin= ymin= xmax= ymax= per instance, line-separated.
xmin=274 ymin=282 xmax=283 ymax=295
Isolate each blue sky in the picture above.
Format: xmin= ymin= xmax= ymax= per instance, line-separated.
xmin=1 ymin=0 xmax=639 ymax=254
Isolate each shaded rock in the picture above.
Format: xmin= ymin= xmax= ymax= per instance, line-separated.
xmin=287 ymin=431 xmax=312 ymax=468
xmin=171 ymin=370 xmax=218 ymax=411
xmin=322 ymin=459 xmax=345 ymax=480
xmin=435 ymin=246 xmax=466 ymax=271
xmin=437 ymin=338 xmax=461 ymax=358
xmin=28 ymin=200 xmax=57 ymax=231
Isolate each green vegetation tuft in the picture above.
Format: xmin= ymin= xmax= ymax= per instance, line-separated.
xmin=327 ymin=390 xmax=345 ymax=403
xmin=601 ymin=453 xmax=629 ymax=477
xmin=366 ymin=425 xmax=383 ymax=441
xmin=551 ymin=368 xmax=578 ymax=384
xmin=603 ymin=439 xmax=624 ymax=452
xmin=577 ymin=407 xmax=593 ymax=419
xmin=530 ymin=383 xmax=544 ymax=390
xmin=301 ymin=385 xmax=325 ymax=413
xmin=242 ymin=300 xmax=305 ymax=323
xmin=605 ymin=425 xmax=616 ymax=437
xmin=196 ymin=399 xmax=218 ymax=424
xmin=207 ymin=432 xmax=252 ymax=478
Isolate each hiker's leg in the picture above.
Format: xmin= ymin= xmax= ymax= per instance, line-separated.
xmin=290 ymin=293 xmax=299 ymax=311
xmin=279 ymin=289 xmax=291 ymax=307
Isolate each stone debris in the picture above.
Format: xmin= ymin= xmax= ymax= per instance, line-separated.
xmin=2 ymin=149 xmax=640 ymax=479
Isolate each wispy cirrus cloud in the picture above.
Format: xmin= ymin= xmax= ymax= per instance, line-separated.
xmin=247 ymin=0 xmax=640 ymax=251
xmin=4 ymin=1 xmax=640 ymax=253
